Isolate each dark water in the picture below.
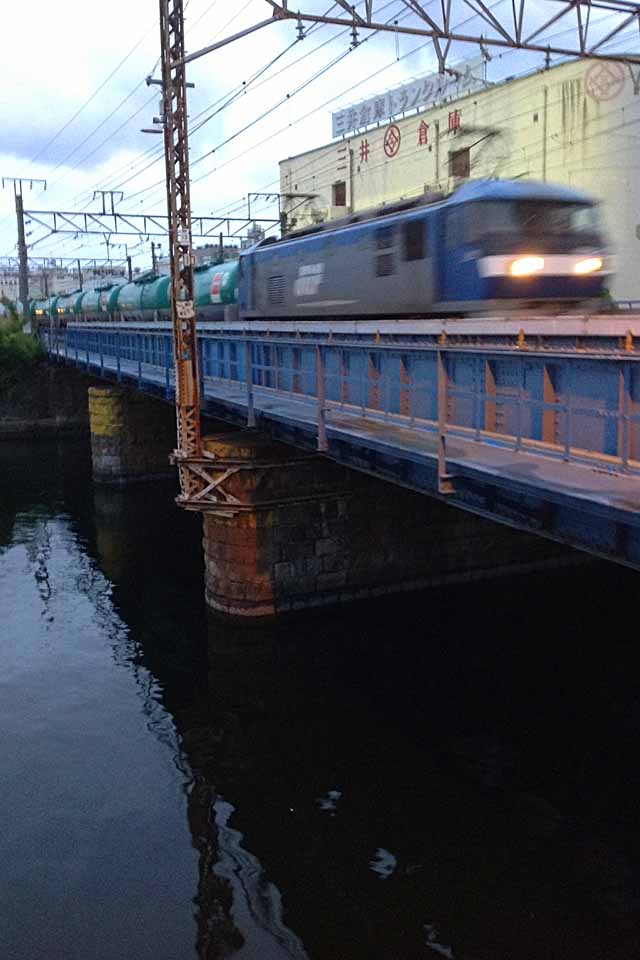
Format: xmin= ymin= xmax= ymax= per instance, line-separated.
xmin=2 ymin=439 xmax=640 ymax=960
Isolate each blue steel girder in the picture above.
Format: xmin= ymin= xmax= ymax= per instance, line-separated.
xmin=43 ymin=321 xmax=640 ymax=570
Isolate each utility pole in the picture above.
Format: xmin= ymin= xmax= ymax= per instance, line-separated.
xmin=159 ymin=0 xmax=202 ymax=496
xmin=77 ymin=259 xmax=83 ymax=291
xmin=113 ymin=242 xmax=131 ymax=280
xmin=1 ymin=176 xmax=47 ymax=325
xmin=151 ymin=241 xmax=158 ymax=273
xmin=15 ymin=192 xmax=29 ymax=315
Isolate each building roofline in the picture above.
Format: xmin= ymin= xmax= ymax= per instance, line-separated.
xmin=279 ymin=55 xmax=585 ymax=167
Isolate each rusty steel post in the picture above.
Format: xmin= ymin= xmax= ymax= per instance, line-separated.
xmin=317 ymin=343 xmax=328 ymax=452
xmin=437 ymin=349 xmax=454 ymax=495
xmin=159 ymin=0 xmax=202 ymax=501
xmin=245 ymin=341 xmax=255 ymax=427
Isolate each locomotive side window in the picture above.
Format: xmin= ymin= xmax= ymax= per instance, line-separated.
xmin=403 ymin=220 xmax=426 ymax=261
xmin=446 ymin=209 xmax=465 ymax=248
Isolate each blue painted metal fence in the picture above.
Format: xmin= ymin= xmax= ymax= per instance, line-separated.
xmin=47 ymin=323 xmax=640 ymax=477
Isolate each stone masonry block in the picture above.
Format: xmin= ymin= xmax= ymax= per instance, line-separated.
xmin=322 ymin=554 xmax=348 ymax=574
xmin=274 ymin=561 xmax=295 ymax=582
xmin=317 ymin=571 xmax=348 ymax=591
xmin=315 ymin=537 xmax=340 ymax=557
xmin=304 ymin=557 xmax=323 ymax=577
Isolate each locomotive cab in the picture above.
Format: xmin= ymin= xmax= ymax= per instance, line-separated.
xmin=439 ymin=180 xmax=610 ymax=311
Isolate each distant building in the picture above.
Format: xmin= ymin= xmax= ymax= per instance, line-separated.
xmin=156 ymin=242 xmax=240 ymax=274
xmin=194 ymin=242 xmax=240 ymax=264
xmin=242 ymin=223 xmax=266 ymax=249
xmin=0 ymin=264 xmax=126 ymax=302
xmin=279 ymin=57 xmax=640 ymax=299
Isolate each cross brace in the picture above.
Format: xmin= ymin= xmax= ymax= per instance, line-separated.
xmin=265 ymin=0 xmax=640 ymax=67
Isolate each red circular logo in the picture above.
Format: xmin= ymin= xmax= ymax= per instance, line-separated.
xmin=383 ymin=123 xmax=401 ymax=158
xmin=585 ymin=62 xmax=625 ymax=101
xmin=210 ymin=272 xmax=223 ymax=299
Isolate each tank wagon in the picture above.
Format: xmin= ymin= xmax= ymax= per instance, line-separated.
xmin=54 ymin=290 xmax=84 ymax=321
xmin=40 ymin=261 xmax=239 ymax=323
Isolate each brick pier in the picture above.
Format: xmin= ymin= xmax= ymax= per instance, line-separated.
xmin=201 ymin=430 xmax=576 ymax=618
xmin=87 ymin=386 xmax=176 ymax=484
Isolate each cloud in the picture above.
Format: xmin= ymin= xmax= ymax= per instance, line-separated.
xmin=0 ymin=0 xmax=587 ymax=267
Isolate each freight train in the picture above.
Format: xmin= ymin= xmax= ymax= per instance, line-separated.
xmin=29 ymin=179 xmax=611 ymax=324
xmin=29 ymin=258 xmax=238 ymax=324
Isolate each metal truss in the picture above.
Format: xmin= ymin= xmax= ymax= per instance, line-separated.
xmin=266 ymin=1 xmax=640 ymax=68
xmin=0 ymin=256 xmax=128 ymax=270
xmin=24 ymin=210 xmax=278 ymax=246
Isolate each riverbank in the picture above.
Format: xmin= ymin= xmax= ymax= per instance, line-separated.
xmin=0 ymin=359 xmax=91 ymax=439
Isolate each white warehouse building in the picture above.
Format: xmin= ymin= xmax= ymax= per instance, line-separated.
xmin=279 ymin=57 xmax=640 ymax=301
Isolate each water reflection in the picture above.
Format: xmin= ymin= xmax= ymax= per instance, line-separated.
xmin=93 ymin=480 xmax=640 ymax=960
xmin=2 ymin=440 xmax=640 ymax=959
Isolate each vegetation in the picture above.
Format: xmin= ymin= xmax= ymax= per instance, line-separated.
xmin=0 ymin=298 xmax=44 ymax=391
xmin=599 ymin=288 xmax=619 ymax=312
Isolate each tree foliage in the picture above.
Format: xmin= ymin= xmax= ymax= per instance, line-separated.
xmin=0 ymin=298 xmax=44 ymax=391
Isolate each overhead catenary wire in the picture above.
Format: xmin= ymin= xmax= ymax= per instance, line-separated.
xmin=6 ymin=2 xmax=638 ymax=261
xmin=120 ymin=1 xmax=414 ymax=207
xmin=186 ymin=11 xmax=639 ymax=213
xmin=83 ymin=1 xmax=347 ymax=203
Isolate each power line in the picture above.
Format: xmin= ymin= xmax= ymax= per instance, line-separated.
xmin=123 ymin=2 xmax=412 ymax=206
xmin=91 ymin=2 xmax=346 ymax=200
xmin=30 ymin=30 xmax=155 ymax=169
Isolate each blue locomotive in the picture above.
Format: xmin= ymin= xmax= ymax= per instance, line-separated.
xmin=239 ymin=179 xmax=610 ymax=319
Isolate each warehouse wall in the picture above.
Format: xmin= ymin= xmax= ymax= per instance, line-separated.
xmin=279 ymin=58 xmax=640 ymax=300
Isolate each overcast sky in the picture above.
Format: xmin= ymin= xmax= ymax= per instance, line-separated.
xmin=0 ymin=0 xmax=636 ymax=272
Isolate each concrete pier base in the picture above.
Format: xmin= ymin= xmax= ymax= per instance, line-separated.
xmin=202 ymin=430 xmax=578 ymax=618
xmin=87 ymin=386 xmax=176 ymax=484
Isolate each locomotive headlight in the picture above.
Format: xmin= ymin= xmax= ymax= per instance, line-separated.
xmin=509 ymin=256 xmax=545 ymax=277
xmin=574 ymin=256 xmax=603 ymax=275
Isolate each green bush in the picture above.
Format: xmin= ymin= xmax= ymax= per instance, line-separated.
xmin=0 ymin=298 xmax=44 ymax=390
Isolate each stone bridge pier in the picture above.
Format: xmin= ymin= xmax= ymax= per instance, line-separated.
xmin=87 ymin=386 xmax=177 ymax=484
xmin=198 ymin=431 xmax=578 ymax=618
xmin=86 ymin=387 xmax=578 ymax=618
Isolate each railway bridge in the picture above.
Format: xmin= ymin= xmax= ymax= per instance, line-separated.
xmin=43 ymin=314 xmax=640 ymax=616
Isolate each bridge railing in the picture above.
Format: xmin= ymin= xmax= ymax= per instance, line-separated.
xmin=203 ymin=334 xmax=640 ymax=476
xmin=46 ymin=325 xmax=640 ymax=476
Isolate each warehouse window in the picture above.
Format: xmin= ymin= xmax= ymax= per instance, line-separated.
xmin=403 ymin=220 xmax=426 ymax=260
xmin=450 ymin=147 xmax=470 ymax=179
xmin=332 ymin=181 xmax=347 ymax=206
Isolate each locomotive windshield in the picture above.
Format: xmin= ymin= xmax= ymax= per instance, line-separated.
xmin=468 ymin=199 xmax=603 ymax=251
